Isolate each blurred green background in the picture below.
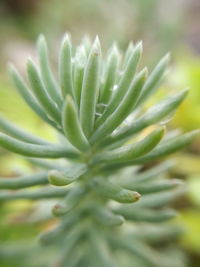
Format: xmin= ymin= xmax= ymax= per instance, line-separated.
xmin=0 ymin=0 xmax=200 ymax=266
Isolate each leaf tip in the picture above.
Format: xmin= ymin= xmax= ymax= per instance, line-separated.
xmin=133 ymin=191 xmax=141 ymax=202
xmin=48 ymin=170 xmax=71 ymax=186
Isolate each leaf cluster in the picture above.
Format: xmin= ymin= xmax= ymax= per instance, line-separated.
xmin=0 ymin=34 xmax=198 ymax=267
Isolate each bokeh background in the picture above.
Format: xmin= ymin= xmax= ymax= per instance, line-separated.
xmin=0 ymin=0 xmax=200 ymax=266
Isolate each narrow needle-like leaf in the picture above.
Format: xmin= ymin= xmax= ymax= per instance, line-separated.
xmin=136 ymin=53 xmax=170 ymax=106
xmin=27 ymin=59 xmax=61 ymax=124
xmin=95 ymin=42 xmax=142 ymax=128
xmin=106 ymin=130 xmax=199 ymax=170
xmin=74 ymin=46 xmax=87 ymax=107
xmin=122 ymin=179 xmax=182 ymax=194
xmin=48 ymin=163 xmax=87 ymax=186
xmin=80 ymin=36 xmax=101 ymax=137
xmin=0 ymin=133 xmax=80 ymax=158
xmin=59 ymin=34 xmax=74 ymax=97
xmin=62 ymin=95 xmax=90 ymax=152
xmin=0 ymin=115 xmax=50 ymax=145
xmin=115 ymin=206 xmax=177 ymax=222
xmin=53 ymin=185 xmax=86 ymax=216
xmin=101 ymin=89 xmax=188 ymax=147
xmin=95 ymin=127 xmax=164 ymax=164
xmin=90 ymin=68 xmax=147 ymax=144
xmin=132 ymin=129 xmax=200 ymax=164
xmin=37 ymin=34 xmax=62 ymax=106
xmin=0 ymin=187 xmax=68 ymax=201
xmin=48 ymin=170 xmax=76 ymax=186
xmin=100 ymin=44 xmax=120 ymax=104
xmin=0 ymin=172 xmax=48 ymax=189
xmin=122 ymin=42 xmax=134 ymax=69
xmin=89 ymin=228 xmax=117 ymax=267
xmin=8 ymin=64 xmax=59 ymax=130
xmin=93 ymin=206 xmax=124 ymax=226
xmin=92 ymin=178 xmax=140 ymax=203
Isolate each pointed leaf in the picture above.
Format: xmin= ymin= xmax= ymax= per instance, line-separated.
xmin=48 ymin=163 xmax=87 ymax=186
xmin=92 ymin=178 xmax=140 ymax=203
xmin=115 ymin=206 xmax=177 ymax=222
xmin=95 ymin=127 xmax=164 ymax=164
xmin=93 ymin=206 xmax=124 ymax=226
xmin=101 ymin=89 xmax=188 ymax=147
xmin=8 ymin=64 xmax=59 ymax=130
xmin=95 ymin=42 xmax=142 ymax=128
xmin=122 ymin=42 xmax=134 ymax=69
xmin=0 ymin=133 xmax=80 ymax=158
xmin=122 ymin=179 xmax=182 ymax=194
xmin=27 ymin=59 xmax=61 ymax=124
xmin=100 ymin=44 xmax=120 ymax=104
xmin=0 ymin=115 xmax=50 ymax=145
xmin=136 ymin=53 xmax=170 ymax=106
xmin=80 ymin=37 xmax=101 ymax=137
xmin=62 ymin=95 xmax=90 ymax=151
xmin=37 ymin=34 xmax=62 ymax=106
xmin=0 ymin=172 xmax=48 ymax=189
xmin=133 ymin=129 xmax=200 ymax=164
xmin=59 ymin=34 xmax=74 ymax=97
xmin=74 ymin=46 xmax=87 ymax=106
xmin=52 ymin=184 xmax=86 ymax=216
xmin=0 ymin=187 xmax=68 ymax=200
xmin=91 ymin=68 xmax=147 ymax=144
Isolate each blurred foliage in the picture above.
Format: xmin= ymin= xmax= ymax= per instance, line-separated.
xmin=171 ymin=51 xmax=200 ymax=132
xmin=0 ymin=0 xmax=185 ymax=65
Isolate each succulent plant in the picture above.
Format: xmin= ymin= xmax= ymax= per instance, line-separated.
xmin=0 ymin=34 xmax=198 ymax=267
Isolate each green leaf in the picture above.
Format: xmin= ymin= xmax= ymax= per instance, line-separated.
xmin=93 ymin=205 xmax=124 ymax=226
xmin=27 ymin=59 xmax=61 ymax=125
xmin=92 ymin=178 xmax=140 ymax=203
xmin=95 ymin=127 xmax=164 ymax=164
xmin=90 ymin=68 xmax=147 ymax=144
xmin=0 ymin=187 xmax=68 ymax=200
xmin=8 ymin=64 xmax=59 ymax=130
xmin=109 ymin=235 xmax=168 ymax=267
xmin=137 ymin=187 xmax=185 ymax=208
xmin=37 ymin=34 xmax=63 ymax=106
xmin=62 ymin=95 xmax=90 ymax=152
xmin=123 ymin=161 xmax=174 ymax=184
xmin=48 ymin=163 xmax=87 ymax=186
xmin=39 ymin=213 xmax=80 ymax=245
xmin=122 ymin=179 xmax=182 ymax=194
xmin=100 ymin=44 xmax=120 ymax=104
xmin=81 ymin=35 xmax=91 ymax=55
xmin=27 ymin=158 xmax=65 ymax=170
xmin=100 ymin=89 xmax=188 ymax=147
xmin=140 ymin=89 xmax=188 ymax=125
xmin=95 ymin=42 xmax=142 ymax=129
xmin=59 ymin=34 xmax=74 ymax=97
xmin=0 ymin=133 xmax=80 ymax=158
xmin=88 ymin=228 xmax=117 ymax=267
xmin=122 ymin=42 xmax=134 ymax=69
xmin=52 ymin=184 xmax=86 ymax=216
xmin=115 ymin=206 xmax=177 ymax=222
xmin=80 ymin=36 xmax=101 ymax=137
xmin=0 ymin=115 xmax=50 ymax=145
xmin=58 ymin=222 xmax=86 ymax=264
xmin=0 ymin=172 xmax=48 ymax=189
xmin=62 ymin=249 xmax=84 ymax=267
xmin=136 ymin=53 xmax=170 ymax=106
xmin=48 ymin=170 xmax=75 ymax=186
xmin=103 ymin=130 xmax=198 ymax=170
xmin=73 ymin=46 xmax=87 ymax=106
xmin=130 ymin=224 xmax=182 ymax=243
xmin=132 ymin=129 xmax=200 ymax=164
